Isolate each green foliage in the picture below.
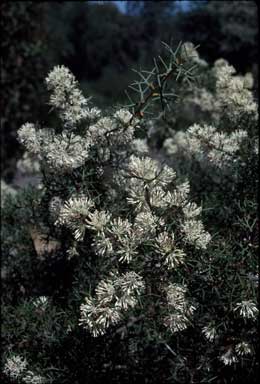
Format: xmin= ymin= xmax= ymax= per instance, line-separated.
xmin=1 ymin=2 xmax=49 ymax=181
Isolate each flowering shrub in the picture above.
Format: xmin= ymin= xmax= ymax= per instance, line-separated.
xmin=146 ymin=43 xmax=259 ymax=381
xmin=2 ymin=42 xmax=258 ymax=383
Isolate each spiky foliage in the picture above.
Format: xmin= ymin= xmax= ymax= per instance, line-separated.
xmin=142 ymin=44 xmax=259 ymax=382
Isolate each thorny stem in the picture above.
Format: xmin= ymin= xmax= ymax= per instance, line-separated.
xmin=129 ymin=65 xmax=176 ymax=125
xmin=104 ymin=51 xmax=189 ymax=139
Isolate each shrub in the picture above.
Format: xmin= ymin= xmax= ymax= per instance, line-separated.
xmin=2 ymin=42 xmax=258 ymax=383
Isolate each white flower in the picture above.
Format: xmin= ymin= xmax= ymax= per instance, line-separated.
xmin=79 ymin=271 xmax=144 ymax=336
xmin=213 ymin=60 xmax=258 ymax=119
xmin=3 ymin=354 xmax=28 ymax=380
xmin=115 ymin=271 xmax=145 ymax=298
xmin=126 ymin=180 xmax=147 ymax=211
xmin=165 ymin=181 xmax=190 ymax=208
xmin=18 ymin=123 xmax=41 ymax=154
xmin=186 ymin=123 xmax=248 ymax=168
xmin=43 ymin=132 xmax=90 ymax=171
xmin=114 ymin=108 xmax=133 ymax=125
xmin=46 ymin=65 xmax=98 ymax=126
xmin=23 ymin=371 xmax=47 ymax=384
xmin=79 ymin=297 xmax=121 ymax=337
xmin=134 ymin=211 xmax=162 ymax=240
xmin=57 ymin=195 xmax=94 ymax=240
xmin=96 ymin=279 xmax=116 ymax=305
xmin=93 ymin=232 xmax=113 ymax=257
xmin=163 ymin=313 xmax=189 ymax=333
xmin=182 ymin=219 xmax=211 ymax=249
xmin=127 ymin=155 xmax=176 ymax=187
xmin=115 ymin=237 xmax=138 ymax=263
xmin=80 ymin=297 xmax=113 ymax=337
xmin=165 ymin=283 xmax=196 ymax=317
xmin=155 ymin=232 xmax=185 ymax=269
xmin=235 ymin=342 xmax=253 ymax=356
xmin=164 ymin=248 xmax=186 ymax=269
xmin=183 ymin=202 xmax=202 ymax=218
xmin=132 ymin=138 xmax=149 ymax=154
xmin=32 ymin=296 xmax=49 ymax=310
xmin=233 ymin=300 xmax=258 ymax=319
xmin=86 ymin=210 xmax=111 ymax=233
xmin=219 ymin=348 xmax=238 ymax=365
xmin=166 ymin=283 xmax=186 ymax=308
xmin=109 ymin=217 xmax=132 ymax=238
xmin=202 ymin=324 xmax=217 ymax=342
xmin=180 ymin=42 xmax=199 ymax=62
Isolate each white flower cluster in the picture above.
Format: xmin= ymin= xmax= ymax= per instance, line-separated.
xmin=163 ymin=283 xmax=196 ymax=333
xmin=181 ymin=218 xmax=212 ymax=250
xmin=202 ymin=323 xmax=217 ymax=342
xmin=32 ymin=296 xmax=49 ymax=310
xmin=17 ymin=123 xmax=41 ymax=155
xmin=124 ymin=156 xmax=211 ymax=249
xmin=162 ymin=57 xmax=257 ymax=181
xmin=79 ymin=271 xmax=145 ymax=337
xmin=87 ymin=109 xmax=137 ymax=162
xmin=235 ymin=341 xmax=253 ymax=356
xmin=219 ymin=348 xmax=238 ymax=366
xmin=233 ymin=300 xmax=258 ymax=319
xmin=132 ymin=138 xmax=149 ymax=155
xmin=175 ymin=57 xmax=257 ymax=125
xmin=214 ymin=59 xmax=258 ymax=119
xmin=43 ymin=132 xmax=90 ymax=171
xmin=169 ymin=123 xmax=247 ymax=170
xmin=3 ymin=354 xmax=28 ymax=380
xmin=23 ymin=372 xmax=47 ymax=384
xmin=76 ymin=154 xmax=209 ymax=337
xmin=155 ymin=232 xmax=186 ymax=269
xmin=125 ymin=155 xmax=175 ymax=211
xmin=56 ymin=195 xmax=95 ymax=240
xmin=180 ymin=42 xmax=208 ymax=68
xmin=18 ymin=68 xmax=139 ymax=174
xmin=219 ymin=341 xmax=253 ymax=365
xmin=17 ymin=64 xmax=212 ymax=344
xmin=90 ymin=215 xmax=138 ymax=263
xmin=3 ymin=355 xmax=46 ymax=383
xmin=46 ymin=65 xmax=101 ymax=127
xmin=18 ymin=125 xmax=91 ymax=172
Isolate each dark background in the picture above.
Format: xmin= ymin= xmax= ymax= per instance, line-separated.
xmin=1 ymin=0 xmax=258 ymax=181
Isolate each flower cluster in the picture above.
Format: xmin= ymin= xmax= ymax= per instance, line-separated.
xmin=79 ymin=271 xmax=145 ymax=337
xmin=213 ymin=59 xmax=257 ymax=119
xmin=45 ymin=65 xmax=101 ymax=127
xmin=160 ymin=55 xmax=257 ymax=181
xmin=3 ymin=355 xmax=47 ymax=383
xmin=186 ymin=123 xmax=247 ymax=168
xmin=233 ymin=300 xmax=258 ymax=320
xmin=56 ymin=195 xmax=95 ymax=240
xmin=163 ymin=283 xmax=197 ymax=333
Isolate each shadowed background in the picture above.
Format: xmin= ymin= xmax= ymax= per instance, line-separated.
xmin=1 ymin=0 xmax=258 ymax=181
